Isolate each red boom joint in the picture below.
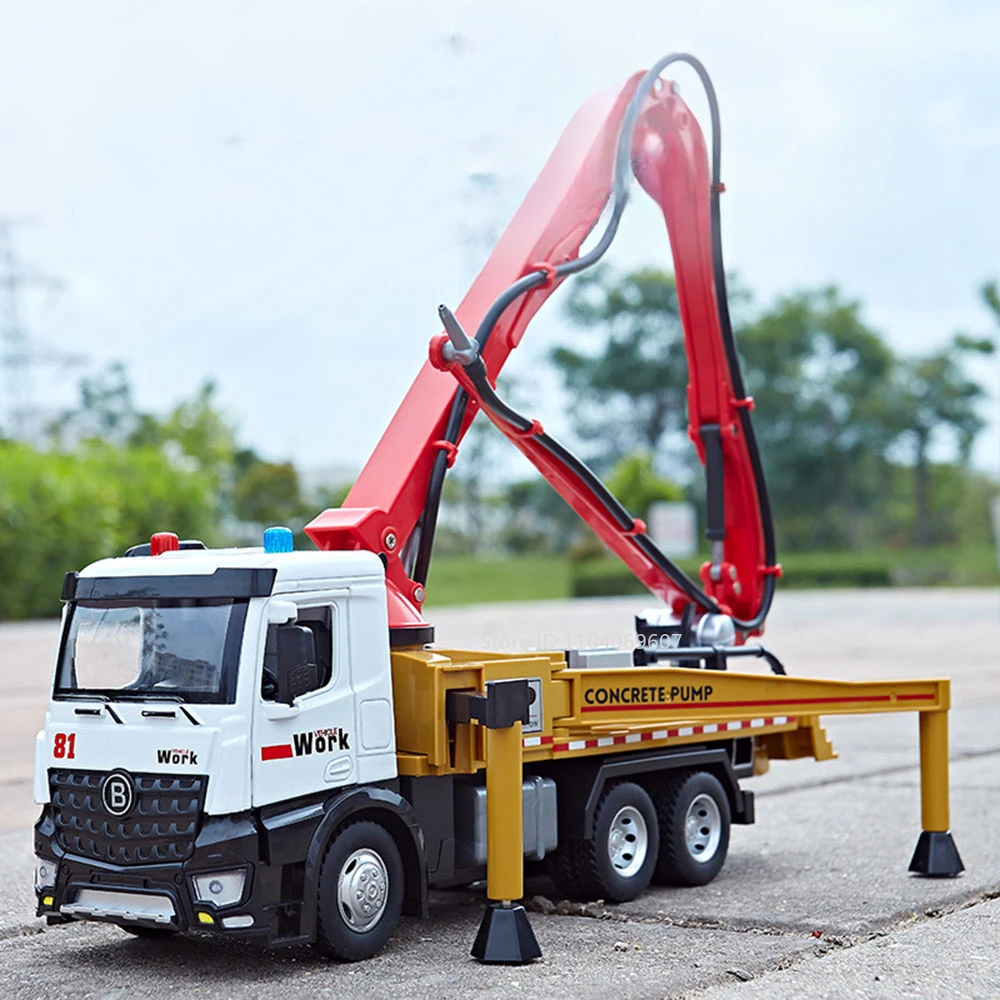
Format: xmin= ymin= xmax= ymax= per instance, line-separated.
xmin=428 ymin=333 xmax=454 ymax=372
xmin=511 ymin=419 xmax=544 ymax=439
xmin=432 ymin=440 xmax=459 ymax=467
xmin=525 ymin=261 xmax=558 ymax=288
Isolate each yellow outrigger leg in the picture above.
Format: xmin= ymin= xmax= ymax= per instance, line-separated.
xmin=910 ymin=707 xmax=964 ymax=875
xmin=450 ymin=679 xmax=541 ymax=964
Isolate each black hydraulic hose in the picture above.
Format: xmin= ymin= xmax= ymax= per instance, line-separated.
xmin=415 ymin=52 xmax=779 ymax=633
xmin=651 ymin=643 xmax=787 ymax=676
xmin=410 ymin=386 xmax=468 ymax=586
xmin=458 ymin=357 xmax=722 ymax=612
xmin=683 ymin=60 xmax=779 ymax=632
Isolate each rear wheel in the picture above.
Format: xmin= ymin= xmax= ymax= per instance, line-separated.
xmin=314 ymin=820 xmax=404 ymax=961
xmin=548 ymin=781 xmax=658 ymax=903
xmin=654 ymin=770 xmax=731 ymax=886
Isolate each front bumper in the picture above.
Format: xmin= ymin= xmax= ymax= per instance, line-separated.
xmin=34 ymin=807 xmax=289 ymax=942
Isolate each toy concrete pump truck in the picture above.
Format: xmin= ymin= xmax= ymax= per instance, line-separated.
xmin=33 ymin=52 xmax=963 ymax=964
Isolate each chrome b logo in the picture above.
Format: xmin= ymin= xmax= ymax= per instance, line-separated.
xmin=101 ymin=772 xmax=135 ymax=816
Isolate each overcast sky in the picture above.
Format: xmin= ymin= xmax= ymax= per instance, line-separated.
xmin=1 ymin=0 xmax=998 ymax=478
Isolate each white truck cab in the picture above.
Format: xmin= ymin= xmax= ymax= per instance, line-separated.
xmin=34 ymin=531 xmax=424 ymax=957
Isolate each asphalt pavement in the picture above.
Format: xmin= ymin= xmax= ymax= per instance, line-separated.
xmin=0 ymin=588 xmax=997 ymax=999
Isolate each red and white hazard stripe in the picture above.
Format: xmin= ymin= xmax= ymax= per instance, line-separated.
xmin=521 ymin=716 xmax=793 ymax=754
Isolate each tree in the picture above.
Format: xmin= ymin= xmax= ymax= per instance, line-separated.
xmin=444 ymin=378 xmax=522 ymax=556
xmin=130 ymin=380 xmax=238 ymax=489
xmin=892 ymin=321 xmax=995 ymax=546
xmin=444 ymin=411 xmax=494 ymax=556
xmin=556 ymin=274 xmax=906 ymax=550
xmin=232 ymin=460 xmax=307 ymax=527
xmin=982 ymin=280 xmax=1000 ymax=327
xmin=737 ymin=287 xmax=900 ymax=549
xmin=0 ymin=441 xmax=216 ymax=618
xmin=553 ymin=266 xmax=689 ymax=468
xmin=500 ymin=475 xmax=580 ymax=554
xmin=604 ymin=451 xmax=683 ymax=519
xmin=51 ymin=362 xmax=139 ymax=447
xmin=555 ymin=269 xmax=1000 ymax=554
xmin=498 ymin=451 xmax=684 ymax=556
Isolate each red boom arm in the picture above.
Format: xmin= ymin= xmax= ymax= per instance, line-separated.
xmin=306 ymin=68 xmax=770 ymax=633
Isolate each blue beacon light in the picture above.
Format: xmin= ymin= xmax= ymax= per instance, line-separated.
xmin=263 ymin=526 xmax=294 ymax=554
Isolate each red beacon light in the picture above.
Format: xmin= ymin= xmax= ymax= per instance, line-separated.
xmin=150 ymin=532 xmax=180 ymax=556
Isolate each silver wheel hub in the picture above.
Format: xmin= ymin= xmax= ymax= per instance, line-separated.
xmin=606 ymin=804 xmax=648 ymax=877
xmin=337 ymin=848 xmax=389 ymax=933
xmin=685 ymin=793 xmax=722 ymax=863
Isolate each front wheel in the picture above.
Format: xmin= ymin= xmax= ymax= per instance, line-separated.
xmin=314 ymin=820 xmax=404 ymax=961
xmin=654 ymin=770 xmax=731 ymax=886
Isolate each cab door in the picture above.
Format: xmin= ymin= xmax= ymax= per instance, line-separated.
xmin=251 ymin=596 xmax=357 ymax=807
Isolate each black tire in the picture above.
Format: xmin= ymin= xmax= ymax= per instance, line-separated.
xmin=654 ymin=770 xmax=731 ymax=887
xmin=547 ymin=781 xmax=658 ymax=903
xmin=314 ymin=820 xmax=404 ymax=961
xmin=121 ymin=925 xmax=178 ymax=940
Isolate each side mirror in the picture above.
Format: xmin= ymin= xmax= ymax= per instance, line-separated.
xmin=267 ymin=600 xmax=298 ymax=625
xmin=275 ymin=625 xmax=319 ymax=705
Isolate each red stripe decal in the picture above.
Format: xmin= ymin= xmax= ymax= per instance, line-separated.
xmin=581 ymin=693 xmax=935 ymax=713
xmin=261 ymin=743 xmax=293 ymax=761
xmin=542 ymin=716 xmax=797 ymax=754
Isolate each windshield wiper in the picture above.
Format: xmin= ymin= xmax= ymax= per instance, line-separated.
xmin=112 ymin=692 xmax=185 ymax=703
xmin=54 ymin=693 xmax=123 ymax=723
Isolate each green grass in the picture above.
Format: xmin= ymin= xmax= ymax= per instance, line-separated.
xmin=423 ymin=555 xmax=571 ymax=606
xmin=774 ymin=546 xmax=1000 ymax=588
xmin=879 ymin=545 xmax=1000 ymax=586
xmin=423 ymin=547 xmax=1000 ymax=606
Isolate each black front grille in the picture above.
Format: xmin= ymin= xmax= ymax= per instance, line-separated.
xmin=49 ymin=769 xmax=206 ymax=866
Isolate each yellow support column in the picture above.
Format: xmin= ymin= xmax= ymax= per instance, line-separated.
xmin=468 ymin=679 xmax=541 ymax=964
xmin=909 ymin=708 xmax=964 ymax=877
xmin=918 ymin=710 xmax=950 ymax=833
xmin=485 ymin=721 xmax=524 ymax=904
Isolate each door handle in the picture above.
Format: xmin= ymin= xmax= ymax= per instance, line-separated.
xmin=261 ymin=702 xmax=301 ymax=721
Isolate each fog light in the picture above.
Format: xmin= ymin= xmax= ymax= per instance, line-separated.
xmin=192 ymin=869 xmax=246 ymax=907
xmin=222 ymin=914 xmax=254 ymax=929
xmin=34 ymin=858 xmax=57 ymax=891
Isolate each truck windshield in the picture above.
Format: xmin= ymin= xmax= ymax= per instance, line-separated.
xmin=55 ymin=599 xmax=248 ymax=704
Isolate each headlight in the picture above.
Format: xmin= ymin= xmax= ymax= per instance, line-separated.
xmin=34 ymin=857 xmax=57 ymax=891
xmin=192 ymin=869 xmax=246 ymax=907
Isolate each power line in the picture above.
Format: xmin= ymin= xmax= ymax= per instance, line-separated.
xmin=0 ymin=218 xmax=85 ymax=438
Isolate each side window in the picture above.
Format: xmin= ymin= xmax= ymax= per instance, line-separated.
xmin=261 ymin=605 xmax=334 ymax=701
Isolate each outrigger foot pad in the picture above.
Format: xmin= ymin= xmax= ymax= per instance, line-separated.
xmin=471 ymin=903 xmax=541 ymax=964
xmin=909 ymin=830 xmax=964 ymax=877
